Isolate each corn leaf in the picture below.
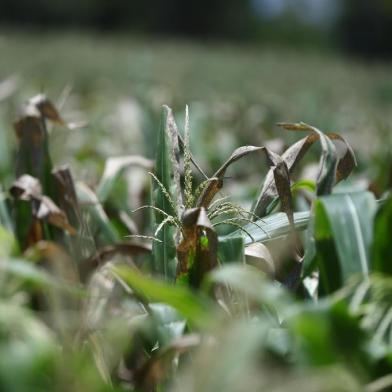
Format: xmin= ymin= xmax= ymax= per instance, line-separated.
xmin=311 ymin=191 xmax=377 ymax=295
xmin=252 ymin=124 xmax=356 ymax=217
xmin=222 ymin=211 xmax=310 ymax=245
xmin=372 ymin=196 xmax=392 ymax=275
xmin=96 ymin=155 xmax=153 ymax=203
xmin=152 ymin=106 xmax=177 ymax=280
xmin=112 ymin=265 xmax=214 ymax=328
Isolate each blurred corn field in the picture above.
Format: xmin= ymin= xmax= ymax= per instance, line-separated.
xmin=0 ymin=31 xmax=391 ymax=392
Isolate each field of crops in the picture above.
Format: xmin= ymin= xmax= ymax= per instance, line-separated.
xmin=0 ymin=31 xmax=392 ymax=391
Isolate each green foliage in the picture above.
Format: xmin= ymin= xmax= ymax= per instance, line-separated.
xmin=0 ymin=60 xmax=391 ymax=391
xmin=372 ymin=196 xmax=392 ymax=275
xmin=310 ymin=192 xmax=377 ymax=295
xmin=151 ymin=107 xmax=178 ymax=280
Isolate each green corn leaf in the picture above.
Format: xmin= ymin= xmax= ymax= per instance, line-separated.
xmin=0 ymin=185 xmax=13 ymax=232
xmin=372 ymin=196 xmax=392 ymax=276
xmin=112 ymin=265 xmax=214 ymax=328
xmin=311 ymin=191 xmax=377 ymax=295
xmin=218 ymin=236 xmax=245 ymax=264
xmin=221 ymin=211 xmax=310 ymax=245
xmin=152 ymin=106 xmax=177 ymax=280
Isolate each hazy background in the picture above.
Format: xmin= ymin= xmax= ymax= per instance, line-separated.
xmin=1 ymin=0 xmax=391 ymax=186
xmin=2 ymin=0 xmax=392 ymax=57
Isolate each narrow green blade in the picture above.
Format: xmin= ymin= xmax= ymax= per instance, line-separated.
xmin=222 ymin=211 xmax=310 ymax=245
xmin=312 ymin=191 xmax=377 ymax=295
xmin=152 ymin=106 xmax=177 ymax=281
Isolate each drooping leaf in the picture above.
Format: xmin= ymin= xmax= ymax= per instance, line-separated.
xmin=196 ymin=146 xmax=262 ymax=208
xmin=310 ymin=191 xmax=377 ymax=295
xmin=245 ymin=242 xmax=275 ymax=276
xmin=252 ymin=123 xmax=356 ymax=217
xmin=112 ymin=265 xmax=214 ymax=328
xmin=76 ymin=182 xmax=119 ymax=245
xmin=96 ymin=156 xmax=153 ymax=203
xmin=10 ymin=174 xmax=76 ymax=239
xmin=0 ymin=258 xmax=62 ymax=289
xmin=14 ymin=95 xmax=63 ymax=198
xmin=82 ymin=242 xmax=151 ymax=281
xmin=278 ymin=123 xmax=338 ymax=196
xmin=28 ymin=94 xmax=65 ymax=124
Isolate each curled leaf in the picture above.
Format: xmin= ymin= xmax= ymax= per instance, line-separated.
xmin=10 ymin=174 xmax=76 ymax=236
xmin=196 ymin=146 xmax=262 ymax=208
xmin=177 ymin=207 xmax=218 ymax=287
xmin=253 ymin=123 xmax=356 ymax=217
xmin=97 ymin=155 xmax=153 ymax=203
xmin=245 ymin=242 xmax=275 ymax=276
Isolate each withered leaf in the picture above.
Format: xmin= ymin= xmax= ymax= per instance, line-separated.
xmin=52 ymin=165 xmax=81 ymax=229
xmin=82 ymin=242 xmax=151 ymax=281
xmin=196 ymin=146 xmax=262 ymax=209
xmin=252 ymin=123 xmax=356 ymax=217
xmin=177 ymin=207 xmax=217 ymax=287
xmin=245 ymin=242 xmax=275 ymax=276
xmin=10 ymin=175 xmax=76 ymax=236
xmin=165 ymin=105 xmax=184 ymax=215
xmin=10 ymin=174 xmax=42 ymax=199
xmin=29 ymin=94 xmax=65 ymax=124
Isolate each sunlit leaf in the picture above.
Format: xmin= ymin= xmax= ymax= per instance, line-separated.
xmin=310 ymin=192 xmax=377 ymax=295
xmin=222 ymin=211 xmax=310 ymax=245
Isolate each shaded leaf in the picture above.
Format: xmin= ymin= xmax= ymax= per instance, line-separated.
xmin=203 ymin=263 xmax=289 ymax=310
xmin=0 ymin=185 xmax=13 ymax=232
xmin=82 ymin=242 xmax=151 ymax=281
xmin=97 ymin=155 xmax=153 ymax=203
xmin=112 ymin=265 xmax=214 ymax=328
xmin=218 ymin=235 xmax=244 ymax=264
xmin=134 ymin=334 xmax=200 ymax=390
xmin=76 ymin=182 xmax=119 ymax=245
xmin=245 ymin=242 xmax=275 ymax=276
xmin=372 ymin=196 xmax=392 ymax=275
